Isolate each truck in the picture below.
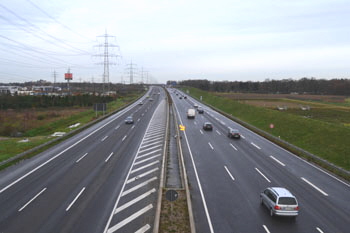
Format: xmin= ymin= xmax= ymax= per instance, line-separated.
xmin=187 ymin=109 xmax=196 ymax=119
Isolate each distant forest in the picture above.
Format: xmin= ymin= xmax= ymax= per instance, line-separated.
xmin=177 ymin=78 xmax=350 ymax=95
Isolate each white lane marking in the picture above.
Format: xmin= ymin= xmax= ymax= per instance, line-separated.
xmin=230 ymin=143 xmax=238 ymax=151
xmin=107 ymin=204 xmax=153 ymax=233
xmin=142 ymin=113 xmax=144 ymax=116
xmin=255 ymin=168 xmax=271 ymax=183
xmin=76 ymin=153 xmax=88 ymax=163
xmin=316 ymin=227 xmax=324 ymax=233
xmin=142 ymin=136 xmax=163 ymax=143
xmin=145 ymin=128 xmax=164 ymax=135
xmin=115 ymin=189 xmax=156 ymax=214
xmin=135 ymin=224 xmax=151 ymax=233
xmin=122 ymin=135 xmax=127 ymax=141
xmin=105 ymin=152 xmax=114 ymax=163
xmin=140 ymin=141 xmax=162 ymax=149
xmin=200 ymin=129 xmax=204 ymax=135
xmin=174 ymin=106 xmax=215 ymax=233
xmin=215 ymin=117 xmax=219 ymax=121
xmin=131 ymin=125 xmax=135 ymax=130
xmin=143 ymin=132 xmax=164 ymax=139
xmin=137 ymin=118 xmax=141 ymax=122
xmin=134 ymin=154 xmax=161 ymax=166
xmin=101 ymin=136 xmax=108 ymax=142
xmin=224 ymin=166 xmax=235 ymax=181
xmin=115 ymin=125 xmax=120 ymax=130
xmin=301 ymin=177 xmax=328 ymax=196
xmin=221 ymin=121 xmax=226 ymax=125
xmin=127 ymin=168 xmax=159 ymax=184
xmin=270 ymin=156 xmax=286 ymax=166
xmin=251 ymin=142 xmax=261 ymax=150
xmin=66 ymin=187 xmax=85 ymax=211
xmin=131 ymin=160 xmax=159 ymax=174
xmin=208 ymin=142 xmax=214 ymax=150
xmin=18 ymin=188 xmax=47 ymax=212
xmin=137 ymin=150 xmax=162 ymax=159
xmin=194 ymin=121 xmax=197 ymax=125
xmin=240 ymin=135 xmax=246 ymax=139
xmin=216 ymin=130 xmax=221 ymax=135
xmin=122 ymin=177 xmax=157 ymax=196
xmin=262 ymin=225 xmax=270 ymax=233
xmin=138 ymin=144 xmax=162 ymax=154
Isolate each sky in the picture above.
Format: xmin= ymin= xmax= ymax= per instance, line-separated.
xmin=0 ymin=0 xmax=349 ymax=84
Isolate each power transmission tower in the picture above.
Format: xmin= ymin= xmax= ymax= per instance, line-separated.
xmin=126 ymin=61 xmax=137 ymax=84
xmin=94 ymin=30 xmax=120 ymax=93
xmin=52 ymin=70 xmax=57 ymax=92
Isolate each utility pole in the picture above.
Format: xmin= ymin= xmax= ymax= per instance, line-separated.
xmin=52 ymin=70 xmax=57 ymax=92
xmin=126 ymin=61 xmax=137 ymax=84
xmin=94 ymin=30 xmax=120 ymax=94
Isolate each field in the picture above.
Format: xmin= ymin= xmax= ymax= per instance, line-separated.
xmin=216 ymin=93 xmax=350 ymax=127
xmin=0 ymin=94 xmax=140 ymax=164
xmin=183 ymin=88 xmax=350 ymax=173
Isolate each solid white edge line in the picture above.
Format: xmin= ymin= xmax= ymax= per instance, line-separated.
xmin=76 ymin=153 xmax=88 ymax=163
xmin=18 ymin=188 xmax=47 ymax=212
xmin=115 ymin=188 xmax=156 ymax=214
xmin=316 ymin=227 xmax=324 ymax=233
xmin=255 ymin=168 xmax=271 ymax=183
xmin=103 ymin=99 xmax=164 ymax=233
xmin=224 ymin=166 xmax=235 ymax=181
xmin=174 ymin=105 xmax=215 ymax=233
xmin=208 ymin=142 xmax=214 ymax=150
xmin=105 ymin=152 xmax=114 ymax=163
xmin=0 ymin=100 xmax=139 ymax=194
xmin=270 ymin=155 xmax=286 ymax=166
xmin=230 ymin=143 xmax=238 ymax=151
xmin=262 ymin=225 xmax=271 ymax=233
xmin=301 ymin=177 xmax=329 ymax=196
xmin=66 ymin=187 xmax=85 ymax=211
xmin=107 ymin=204 xmax=153 ymax=233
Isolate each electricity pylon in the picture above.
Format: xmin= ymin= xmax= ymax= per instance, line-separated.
xmin=94 ymin=30 xmax=120 ymax=93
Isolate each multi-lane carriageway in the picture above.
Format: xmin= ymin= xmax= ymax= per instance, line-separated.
xmin=0 ymin=86 xmax=349 ymax=233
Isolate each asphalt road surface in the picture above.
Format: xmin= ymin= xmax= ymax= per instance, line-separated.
xmin=170 ymin=88 xmax=350 ymax=233
xmin=0 ymin=86 xmax=167 ymax=233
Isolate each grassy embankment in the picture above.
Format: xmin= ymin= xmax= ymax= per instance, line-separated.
xmin=182 ymin=87 xmax=350 ymax=174
xmin=0 ymin=94 xmax=140 ymax=165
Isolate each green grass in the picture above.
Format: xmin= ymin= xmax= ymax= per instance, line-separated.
xmin=0 ymin=94 xmax=142 ymax=164
xmin=183 ymin=87 xmax=350 ymax=171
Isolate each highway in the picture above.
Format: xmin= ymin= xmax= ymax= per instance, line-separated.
xmin=0 ymin=86 xmax=167 ymax=233
xmin=170 ymin=88 xmax=350 ymax=233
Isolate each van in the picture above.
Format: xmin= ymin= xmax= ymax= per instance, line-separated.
xmin=187 ymin=109 xmax=195 ymax=119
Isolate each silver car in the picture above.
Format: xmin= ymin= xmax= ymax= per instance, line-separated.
xmin=260 ymin=187 xmax=299 ymax=218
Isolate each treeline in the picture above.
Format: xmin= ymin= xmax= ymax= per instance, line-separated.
xmin=0 ymin=95 xmax=115 ymax=110
xmin=178 ymin=78 xmax=350 ymax=95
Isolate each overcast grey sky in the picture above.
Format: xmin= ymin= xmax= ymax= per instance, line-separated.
xmin=1 ymin=0 xmax=349 ymax=84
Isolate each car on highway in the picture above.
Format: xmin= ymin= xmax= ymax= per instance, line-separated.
xmin=227 ymin=127 xmax=240 ymax=139
xmin=179 ymin=96 xmax=183 ymax=99
xmin=125 ymin=116 xmax=134 ymax=124
xmin=138 ymin=101 xmax=143 ymax=105
xmin=194 ymin=104 xmax=199 ymax=108
xmin=197 ymin=107 xmax=204 ymax=114
xmin=203 ymin=122 xmax=213 ymax=131
xmin=260 ymin=187 xmax=299 ymax=218
xmin=184 ymin=96 xmax=187 ymax=99
xmin=149 ymin=98 xmax=154 ymax=101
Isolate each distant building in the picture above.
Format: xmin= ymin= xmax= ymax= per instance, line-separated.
xmin=0 ymin=86 xmax=19 ymax=95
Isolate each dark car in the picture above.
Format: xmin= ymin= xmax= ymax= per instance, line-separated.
xmin=125 ymin=116 xmax=134 ymax=124
xmin=197 ymin=107 xmax=204 ymax=114
xmin=179 ymin=96 xmax=183 ymax=99
xmin=227 ymin=127 xmax=240 ymax=139
xmin=203 ymin=122 xmax=213 ymax=131
xmin=184 ymin=96 xmax=187 ymax=99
